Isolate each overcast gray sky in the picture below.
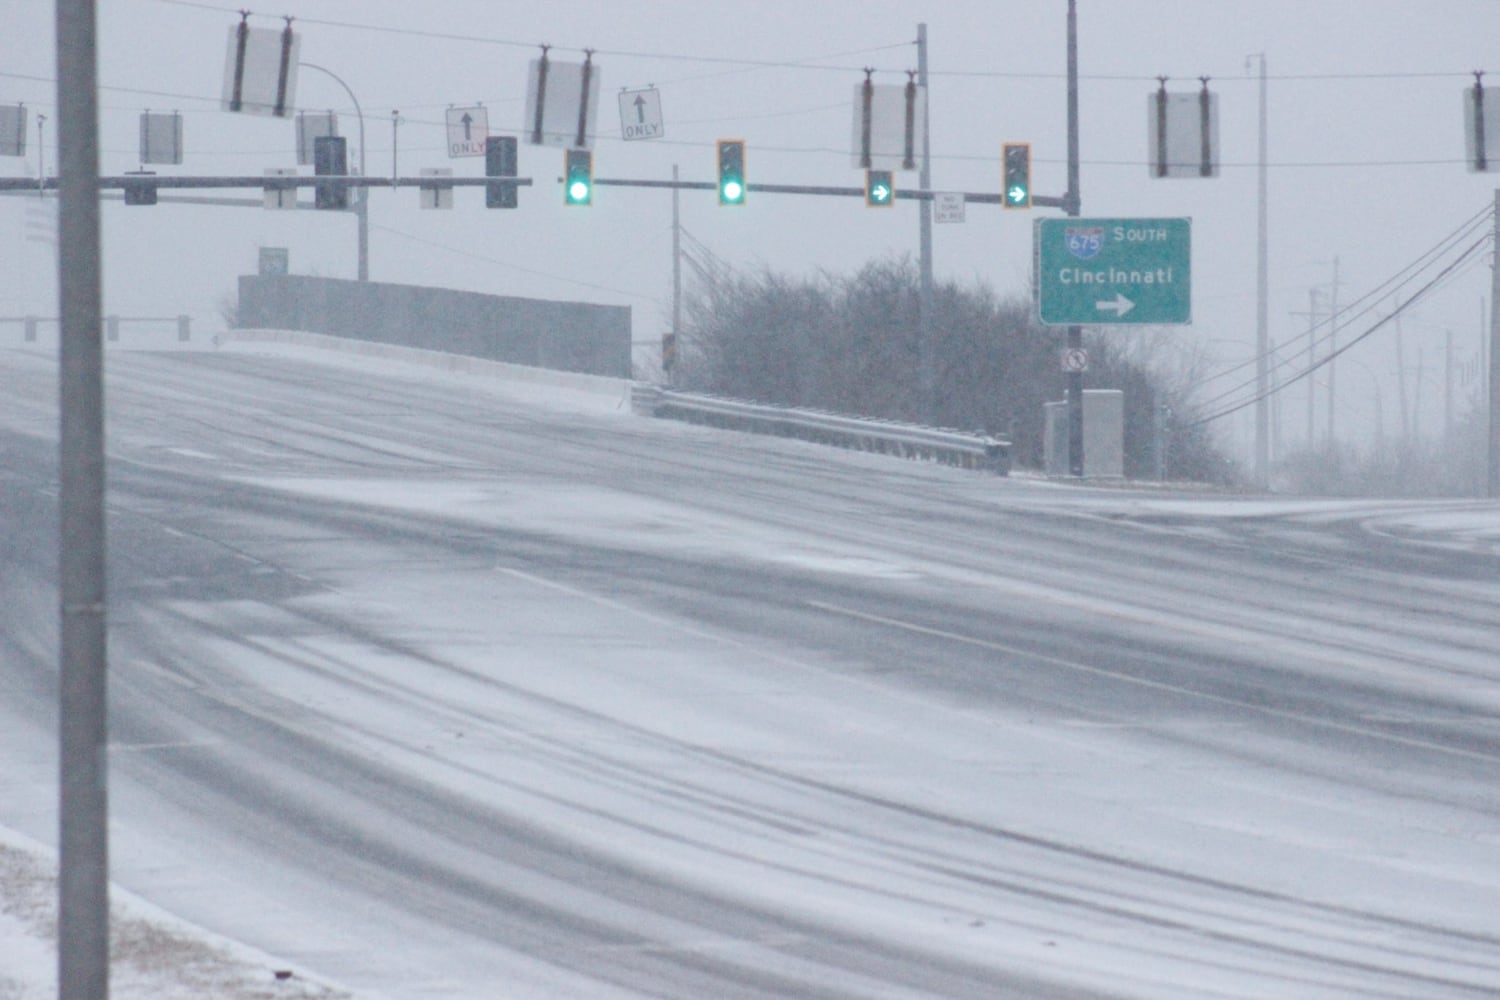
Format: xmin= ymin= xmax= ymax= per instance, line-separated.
xmin=5 ymin=1 xmax=1500 ymax=456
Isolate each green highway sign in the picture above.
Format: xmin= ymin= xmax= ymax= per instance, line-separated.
xmin=1034 ymin=217 xmax=1191 ymax=325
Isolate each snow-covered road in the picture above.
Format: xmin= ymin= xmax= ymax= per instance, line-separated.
xmin=3 ymin=343 xmax=1497 ymax=997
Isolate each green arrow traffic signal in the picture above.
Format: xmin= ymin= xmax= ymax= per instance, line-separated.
xmin=865 ymin=168 xmax=894 ymax=207
xmin=1002 ymin=142 xmax=1031 ymax=208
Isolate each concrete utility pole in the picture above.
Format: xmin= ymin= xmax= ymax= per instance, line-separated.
xmin=56 ymin=0 xmax=111 ymax=996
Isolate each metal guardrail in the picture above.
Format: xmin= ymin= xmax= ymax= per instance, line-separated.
xmin=632 ymin=384 xmax=1010 ymax=475
xmin=1 ymin=315 xmax=192 ymax=343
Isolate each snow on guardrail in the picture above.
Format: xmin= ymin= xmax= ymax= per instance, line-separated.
xmin=631 ymin=384 xmax=1010 ymax=475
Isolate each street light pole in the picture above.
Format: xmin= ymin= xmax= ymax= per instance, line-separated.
xmin=300 ymin=62 xmax=367 ymax=281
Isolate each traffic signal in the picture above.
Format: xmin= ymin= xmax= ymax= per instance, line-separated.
xmin=717 ymin=139 xmax=746 ymax=205
xmin=564 ymin=148 xmax=593 ymax=206
xmin=1002 ymin=142 xmax=1031 ymax=208
xmin=865 ymin=168 xmax=894 ymax=207
xmin=122 ymin=170 xmax=157 ymax=206
xmin=313 ymin=134 xmax=349 ymax=210
xmin=485 ymin=135 xmax=518 ymax=209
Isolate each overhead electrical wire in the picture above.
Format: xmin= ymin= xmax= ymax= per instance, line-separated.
xmin=1190 ymin=203 xmax=1494 ymax=414
xmin=370 ymin=221 xmax=656 ymax=302
xmin=151 ymin=0 xmax=917 ymax=73
xmin=147 ymin=0 xmax=1484 ymax=83
xmin=1190 ymin=200 xmax=1497 ymax=408
xmin=1184 ymin=221 xmax=1494 ymax=429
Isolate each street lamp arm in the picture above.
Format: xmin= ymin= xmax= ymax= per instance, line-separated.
xmin=298 ymin=62 xmax=365 ymax=176
xmin=298 ymin=61 xmax=368 ymax=281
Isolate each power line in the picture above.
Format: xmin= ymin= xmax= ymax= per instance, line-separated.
xmin=1193 ymin=201 xmax=1496 ymax=405
xmin=369 ymin=221 xmax=654 ymax=302
xmin=1185 ymin=227 xmax=1493 ymax=429
xmin=147 ymin=1 xmax=1482 ymax=83
xmin=151 ymin=0 xmax=916 ymax=72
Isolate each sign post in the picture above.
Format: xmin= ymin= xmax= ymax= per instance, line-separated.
xmin=1034 ymin=217 xmax=1192 ymax=326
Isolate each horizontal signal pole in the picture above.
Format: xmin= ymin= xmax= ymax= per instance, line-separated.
xmin=0 ymin=176 xmax=534 ymax=192
xmin=2 ymin=174 xmax=1064 ymax=207
xmin=593 ymin=176 xmax=1066 ymax=208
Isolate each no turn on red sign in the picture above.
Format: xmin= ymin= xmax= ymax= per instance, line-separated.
xmin=1061 ymin=348 xmax=1089 ymax=372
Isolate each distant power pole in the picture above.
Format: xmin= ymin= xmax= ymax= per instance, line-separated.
xmin=1251 ymin=53 xmax=1269 ymax=489
xmin=1488 ymin=191 xmax=1500 ymax=497
xmin=1291 ymin=288 xmax=1320 ymax=445
xmin=671 ymin=163 xmax=681 ymax=388
xmin=1445 ymin=328 xmax=1455 ymax=447
xmin=1394 ymin=305 xmax=1410 ymax=441
xmin=1326 ymin=257 xmax=1341 ymax=444
xmin=916 ymin=23 xmax=935 ymax=425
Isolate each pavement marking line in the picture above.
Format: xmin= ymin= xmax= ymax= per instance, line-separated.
xmin=109 ymin=741 xmax=223 ymax=753
xmin=807 ymin=600 xmax=1499 ymax=764
xmin=497 ymin=565 xmax=738 ymax=645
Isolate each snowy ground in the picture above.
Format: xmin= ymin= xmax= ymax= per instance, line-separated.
xmin=2 ymin=335 xmax=589 ymax=1000
xmin=0 ymin=829 xmax=351 ymax=1000
xmin=4 ymin=335 xmax=1497 ymax=997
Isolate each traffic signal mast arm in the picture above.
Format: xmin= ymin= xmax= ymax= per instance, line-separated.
xmin=0 ymin=175 xmax=1074 ymax=207
xmin=0 ymin=176 xmax=535 ymax=191
xmin=584 ymin=175 xmax=1069 ymax=207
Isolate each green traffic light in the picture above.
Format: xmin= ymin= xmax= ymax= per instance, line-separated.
xmin=1002 ymin=142 xmax=1031 ymax=209
xmin=865 ymin=169 xmax=894 ymax=207
xmin=718 ymin=139 xmax=746 ymax=206
xmin=564 ymin=148 xmax=593 ymax=206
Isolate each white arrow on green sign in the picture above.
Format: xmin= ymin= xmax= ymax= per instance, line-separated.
xmin=1034 ymin=217 xmax=1191 ymax=325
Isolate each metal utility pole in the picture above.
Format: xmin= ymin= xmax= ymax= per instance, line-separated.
xmin=1488 ymin=190 xmax=1500 ymax=496
xmin=1251 ymin=53 xmax=1269 ymax=488
xmin=917 ymin=23 xmax=936 ymax=425
xmin=1269 ymin=338 xmax=1281 ymax=461
xmin=1065 ymin=0 xmax=1084 ymax=477
xmin=56 ymin=0 xmax=111 ymax=996
xmin=390 ymin=110 xmax=400 ymax=184
xmin=1326 ymin=257 xmax=1341 ymax=444
xmin=36 ymin=113 xmax=47 ymax=187
xmin=671 ymin=163 xmax=681 ymax=388
xmin=1294 ymin=288 xmax=1320 ymax=444
xmin=1394 ymin=304 xmax=1411 ymax=441
xmin=1445 ymin=328 xmax=1455 ymax=447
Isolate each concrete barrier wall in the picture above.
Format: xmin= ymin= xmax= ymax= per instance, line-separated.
xmin=229 ymin=328 xmax=631 ymax=404
xmin=237 ymin=274 xmax=631 ymax=378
